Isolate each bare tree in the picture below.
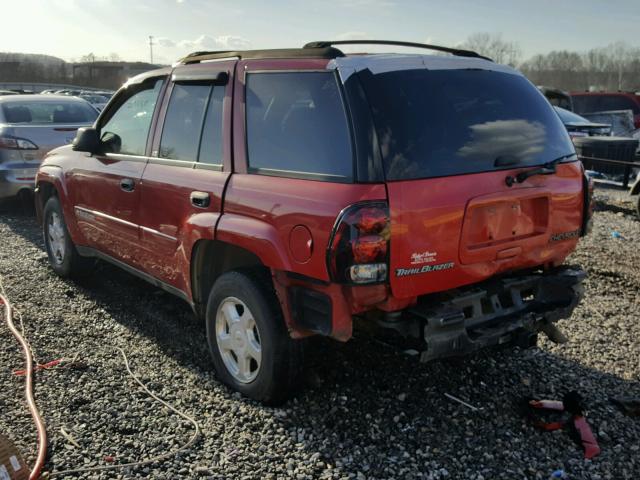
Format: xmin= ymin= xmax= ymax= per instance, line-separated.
xmin=80 ymin=53 xmax=96 ymax=63
xmin=460 ymin=32 xmax=522 ymax=66
xmin=521 ymin=41 xmax=640 ymax=92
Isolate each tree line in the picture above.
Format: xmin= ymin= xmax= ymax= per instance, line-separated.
xmin=2 ymin=38 xmax=639 ymax=93
xmin=461 ymin=33 xmax=640 ymax=92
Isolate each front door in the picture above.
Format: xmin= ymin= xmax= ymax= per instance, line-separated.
xmin=137 ymin=62 xmax=234 ymax=292
xmin=71 ymin=77 xmax=166 ymax=267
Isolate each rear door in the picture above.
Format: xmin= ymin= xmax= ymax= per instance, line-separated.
xmin=356 ymin=64 xmax=583 ymax=299
xmin=70 ymin=76 xmax=166 ymax=265
xmin=136 ymin=61 xmax=234 ymax=293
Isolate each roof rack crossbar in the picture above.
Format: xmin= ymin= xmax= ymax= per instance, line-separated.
xmin=303 ymin=40 xmax=492 ymax=61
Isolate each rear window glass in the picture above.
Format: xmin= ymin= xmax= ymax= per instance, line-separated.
xmin=571 ymin=96 xmax=600 ymax=114
xmin=1 ymin=101 xmax=97 ymax=124
xmin=358 ymin=68 xmax=575 ymax=181
xmin=246 ymin=72 xmax=353 ymax=180
xmin=598 ymin=96 xmax=639 ymax=114
xmin=573 ymin=95 xmax=640 ymax=114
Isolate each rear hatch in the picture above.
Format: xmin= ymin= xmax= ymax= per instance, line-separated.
xmin=356 ymin=61 xmax=583 ymax=299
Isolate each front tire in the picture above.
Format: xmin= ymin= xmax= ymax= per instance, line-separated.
xmin=43 ymin=196 xmax=92 ymax=278
xmin=206 ymin=270 xmax=303 ymax=405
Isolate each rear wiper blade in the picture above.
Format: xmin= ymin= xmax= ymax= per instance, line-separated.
xmin=505 ymin=154 xmax=576 ymax=187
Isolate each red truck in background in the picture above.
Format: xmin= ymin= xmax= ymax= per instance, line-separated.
xmin=35 ymin=41 xmax=590 ymax=404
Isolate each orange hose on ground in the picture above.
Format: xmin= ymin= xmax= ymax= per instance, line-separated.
xmin=1 ymin=294 xmax=47 ymax=480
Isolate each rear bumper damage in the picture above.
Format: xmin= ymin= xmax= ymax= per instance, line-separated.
xmin=403 ymin=266 xmax=586 ymax=362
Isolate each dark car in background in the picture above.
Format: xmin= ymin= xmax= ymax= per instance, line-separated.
xmin=539 ymin=86 xmax=573 ymax=111
xmin=0 ymin=94 xmax=98 ymax=199
xmin=571 ymin=92 xmax=640 ymax=129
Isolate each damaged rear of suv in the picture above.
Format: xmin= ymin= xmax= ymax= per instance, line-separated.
xmin=37 ymin=40 xmax=590 ymax=404
xmin=341 ymin=45 xmax=590 ymax=362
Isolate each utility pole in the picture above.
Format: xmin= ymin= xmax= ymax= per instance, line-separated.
xmin=149 ymin=35 xmax=155 ymax=64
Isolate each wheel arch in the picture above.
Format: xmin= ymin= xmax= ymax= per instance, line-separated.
xmin=35 ymin=167 xmax=81 ymax=242
xmin=190 ymin=239 xmax=267 ymax=318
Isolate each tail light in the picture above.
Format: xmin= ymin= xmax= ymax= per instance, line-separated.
xmin=0 ymin=136 xmax=38 ymax=150
xmin=327 ymin=202 xmax=390 ymax=284
xmin=581 ymin=173 xmax=594 ymax=236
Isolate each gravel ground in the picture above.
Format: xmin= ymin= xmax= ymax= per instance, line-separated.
xmin=0 ymin=186 xmax=639 ymax=480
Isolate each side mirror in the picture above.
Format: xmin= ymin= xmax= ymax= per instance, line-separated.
xmin=72 ymin=127 xmax=100 ymax=153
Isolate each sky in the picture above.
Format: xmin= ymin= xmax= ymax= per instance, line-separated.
xmin=2 ymin=0 xmax=639 ymax=64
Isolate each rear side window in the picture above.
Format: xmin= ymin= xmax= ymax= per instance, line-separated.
xmin=100 ymin=79 xmax=163 ymax=156
xmin=159 ymin=83 xmax=225 ymax=165
xmin=572 ymin=95 xmax=640 ymax=115
xmin=359 ymin=68 xmax=575 ymax=181
xmin=246 ymin=72 xmax=353 ymax=180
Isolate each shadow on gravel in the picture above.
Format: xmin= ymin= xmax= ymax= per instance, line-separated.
xmin=0 ymin=196 xmax=36 ymax=217
xmin=594 ymin=199 xmax=637 ymax=217
xmin=3 ymin=199 xmax=640 ymax=478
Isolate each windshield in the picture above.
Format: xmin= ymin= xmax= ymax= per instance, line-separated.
xmin=358 ymin=68 xmax=575 ymax=180
xmin=1 ymin=100 xmax=98 ymax=124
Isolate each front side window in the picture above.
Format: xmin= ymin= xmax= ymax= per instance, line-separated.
xmin=100 ymin=78 xmax=163 ymax=156
xmin=246 ymin=72 xmax=353 ymax=180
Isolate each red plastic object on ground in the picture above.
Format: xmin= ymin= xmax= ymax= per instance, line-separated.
xmin=526 ymin=392 xmax=601 ymax=460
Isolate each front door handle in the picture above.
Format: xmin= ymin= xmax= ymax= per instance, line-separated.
xmin=120 ymin=178 xmax=135 ymax=192
xmin=190 ymin=191 xmax=210 ymax=208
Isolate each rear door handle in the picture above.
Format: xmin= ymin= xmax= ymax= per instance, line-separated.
xmin=190 ymin=191 xmax=210 ymax=208
xmin=120 ymin=178 xmax=135 ymax=192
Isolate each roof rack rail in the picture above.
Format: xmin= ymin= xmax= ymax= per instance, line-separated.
xmin=178 ymin=47 xmax=345 ymax=64
xmin=303 ymin=40 xmax=492 ymax=61
xmin=182 ymin=50 xmax=234 ymax=59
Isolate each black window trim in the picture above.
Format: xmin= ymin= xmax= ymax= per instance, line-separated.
xmin=244 ymin=69 xmax=356 ymax=183
xmin=155 ymin=80 xmax=225 ymax=167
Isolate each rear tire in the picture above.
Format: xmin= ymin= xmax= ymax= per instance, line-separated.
xmin=205 ymin=270 xmax=303 ymax=405
xmin=43 ymin=196 xmax=93 ymax=278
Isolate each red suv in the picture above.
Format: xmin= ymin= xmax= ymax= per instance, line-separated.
xmin=571 ymin=91 xmax=640 ymax=129
xmin=35 ymin=41 xmax=589 ymax=404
